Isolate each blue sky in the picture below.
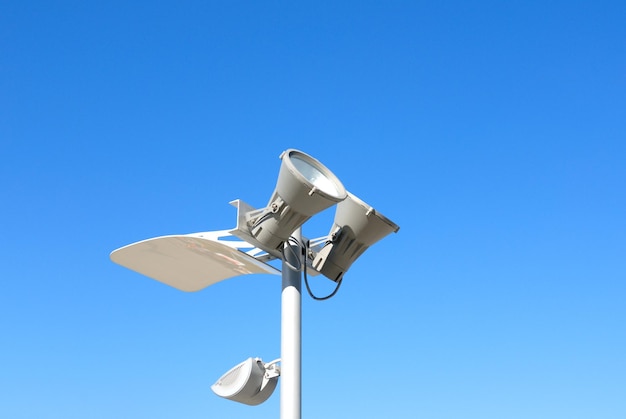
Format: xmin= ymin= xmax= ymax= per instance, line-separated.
xmin=1 ymin=1 xmax=625 ymax=418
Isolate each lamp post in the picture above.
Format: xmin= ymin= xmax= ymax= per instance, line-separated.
xmin=281 ymin=227 xmax=303 ymax=419
xmin=110 ymin=149 xmax=399 ymax=419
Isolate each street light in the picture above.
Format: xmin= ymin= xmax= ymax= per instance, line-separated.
xmin=110 ymin=149 xmax=399 ymax=419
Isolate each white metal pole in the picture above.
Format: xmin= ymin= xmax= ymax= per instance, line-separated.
xmin=281 ymin=227 xmax=302 ymax=419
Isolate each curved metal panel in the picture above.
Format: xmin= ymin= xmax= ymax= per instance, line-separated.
xmin=110 ymin=234 xmax=279 ymax=292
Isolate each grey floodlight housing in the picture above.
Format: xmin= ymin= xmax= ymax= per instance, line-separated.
xmin=246 ymin=149 xmax=347 ymax=252
xmin=311 ymin=192 xmax=400 ymax=282
xmin=211 ymin=357 xmax=280 ymax=406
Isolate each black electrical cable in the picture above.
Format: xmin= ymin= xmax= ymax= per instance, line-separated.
xmin=284 ymin=236 xmax=343 ymax=301
xmin=303 ymin=264 xmax=343 ymax=301
xmin=250 ymin=211 xmax=276 ymax=231
xmin=281 ymin=236 xmax=304 ymax=272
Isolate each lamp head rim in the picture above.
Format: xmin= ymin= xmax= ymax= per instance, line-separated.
xmin=280 ymin=149 xmax=347 ymax=202
xmin=345 ymin=192 xmax=400 ymax=233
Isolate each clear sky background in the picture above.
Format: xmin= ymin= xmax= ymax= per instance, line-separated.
xmin=1 ymin=1 xmax=625 ymax=418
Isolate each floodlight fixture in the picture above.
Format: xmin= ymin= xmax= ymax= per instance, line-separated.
xmin=110 ymin=148 xmax=400 ymax=419
xmin=311 ymin=192 xmax=400 ymax=282
xmin=211 ymin=357 xmax=280 ymax=406
xmin=245 ymin=149 xmax=347 ymax=252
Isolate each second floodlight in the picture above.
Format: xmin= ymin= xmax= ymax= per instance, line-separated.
xmin=247 ymin=149 xmax=347 ymax=252
xmin=312 ymin=192 xmax=400 ymax=282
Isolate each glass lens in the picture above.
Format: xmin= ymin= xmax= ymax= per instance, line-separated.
xmin=291 ymin=155 xmax=339 ymax=196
